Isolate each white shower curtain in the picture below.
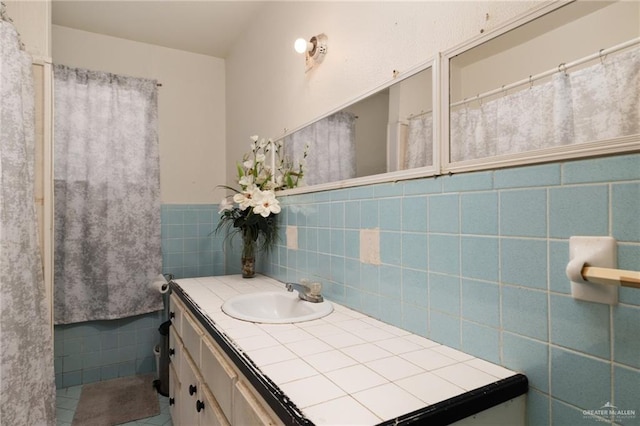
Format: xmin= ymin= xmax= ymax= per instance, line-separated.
xmin=404 ymin=112 xmax=433 ymax=169
xmin=0 ymin=18 xmax=56 ymax=425
xmin=451 ymin=46 xmax=640 ymax=162
xmin=286 ymin=111 xmax=356 ymax=186
xmin=53 ymin=65 xmax=163 ymax=324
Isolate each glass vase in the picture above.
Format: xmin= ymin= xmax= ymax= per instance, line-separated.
xmin=241 ymin=231 xmax=256 ymax=278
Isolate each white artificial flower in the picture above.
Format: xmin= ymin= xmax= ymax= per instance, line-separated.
xmin=253 ymin=190 xmax=281 ymax=217
xmin=233 ymin=185 xmax=258 ymax=210
xmin=218 ymin=197 xmax=234 ymax=214
xmin=250 ymin=135 xmax=259 ymax=143
xmin=243 ymin=159 xmax=254 ymax=169
xmin=263 ymin=180 xmax=275 ymax=190
xmin=258 ymin=138 xmax=268 ymax=149
xmin=239 ymin=174 xmax=254 ymax=187
xmin=255 ymin=153 xmax=266 ymax=163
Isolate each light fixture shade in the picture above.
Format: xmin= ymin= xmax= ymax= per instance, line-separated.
xmin=299 ymin=33 xmax=327 ymax=72
xmin=308 ymin=34 xmax=328 ymax=62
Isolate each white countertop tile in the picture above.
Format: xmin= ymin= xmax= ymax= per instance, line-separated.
xmin=305 ymin=349 xmax=359 ymax=373
xmin=325 ymin=364 xmax=389 ymax=394
xmin=464 ymin=358 xmax=515 ymax=379
xmin=284 ymin=338 xmax=333 ymax=357
xmin=432 ymin=363 xmax=500 ymax=391
xmin=431 ymin=345 xmax=476 ymax=362
xmin=399 ymin=348 xmax=459 ymax=371
xmin=352 ymin=383 xmax=426 ymax=420
xmin=364 ymin=356 xmax=423 ymax=381
xmin=246 ymin=345 xmax=298 ymax=367
xmin=267 ymin=327 xmax=315 ymax=344
xmin=303 ymin=396 xmax=381 ymax=425
xmin=279 ymin=375 xmax=346 ymax=408
xmin=318 ymin=331 xmax=366 ymax=349
xmin=233 ymin=333 xmax=280 ymax=351
xmin=396 ymin=372 xmax=466 ymax=404
xmin=373 ymin=336 xmax=426 ymax=354
xmin=340 ymin=343 xmax=393 ymax=363
xmin=260 ymin=358 xmax=318 ymax=385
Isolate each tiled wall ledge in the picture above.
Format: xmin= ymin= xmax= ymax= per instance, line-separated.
xmin=259 ymin=153 xmax=640 ymax=425
xmin=173 ymin=275 xmax=528 ymax=425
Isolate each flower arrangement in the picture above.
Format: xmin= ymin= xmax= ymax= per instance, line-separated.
xmin=216 ymin=135 xmax=307 ymax=277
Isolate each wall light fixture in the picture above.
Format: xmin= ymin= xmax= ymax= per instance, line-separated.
xmin=294 ymin=34 xmax=327 ymax=71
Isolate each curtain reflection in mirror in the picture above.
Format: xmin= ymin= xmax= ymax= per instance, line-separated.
xmin=403 ymin=112 xmax=433 ymax=169
xmin=451 ymin=46 xmax=639 ymax=162
xmin=285 ymin=111 xmax=356 ymax=186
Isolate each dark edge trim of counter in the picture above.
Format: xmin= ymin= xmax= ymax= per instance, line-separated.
xmin=377 ymin=373 xmax=529 ymax=426
xmin=171 ymin=283 xmax=312 ymax=426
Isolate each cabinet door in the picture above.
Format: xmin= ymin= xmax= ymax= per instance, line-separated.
xmin=199 ymin=385 xmax=231 ymax=426
xmin=201 ymin=336 xmax=237 ymax=421
xmin=169 ymin=362 xmax=181 ymax=426
xmin=182 ymin=311 xmax=203 ymax=367
xmin=180 ymin=352 xmax=200 ymax=426
xmin=169 ymin=294 xmax=184 ymax=334
xmin=232 ymin=381 xmax=279 ymax=426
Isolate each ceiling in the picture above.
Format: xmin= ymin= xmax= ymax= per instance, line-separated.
xmin=51 ymin=1 xmax=267 ymax=58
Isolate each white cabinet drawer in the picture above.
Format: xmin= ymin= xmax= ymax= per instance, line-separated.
xmin=182 ymin=311 xmax=203 ymax=367
xmin=201 ymin=335 xmax=237 ymax=421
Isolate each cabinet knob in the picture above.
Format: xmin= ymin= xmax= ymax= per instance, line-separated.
xmin=169 ymin=348 xmax=175 ymax=356
xmin=170 ymin=311 xmax=175 ymax=319
xmin=196 ymin=400 xmax=205 ymax=412
xmin=189 ymin=384 xmax=197 ymax=396
xmin=169 ymin=398 xmax=175 ymax=406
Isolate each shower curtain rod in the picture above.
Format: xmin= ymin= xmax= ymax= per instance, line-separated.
xmin=451 ymin=37 xmax=640 ymax=108
xmin=407 ymin=109 xmax=433 ymax=120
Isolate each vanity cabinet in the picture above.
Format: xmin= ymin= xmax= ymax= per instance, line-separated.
xmin=169 ymin=293 xmax=281 ymax=426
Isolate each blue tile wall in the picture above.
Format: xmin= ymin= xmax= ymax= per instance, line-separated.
xmin=54 ymin=310 xmax=164 ymax=388
xmin=55 ymin=203 xmax=226 ymax=388
xmin=160 ymin=204 xmax=226 ymax=278
xmin=262 ymin=153 xmax=640 ymax=425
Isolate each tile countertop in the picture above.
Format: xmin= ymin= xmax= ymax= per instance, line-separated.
xmin=172 ymin=275 xmax=528 ymax=426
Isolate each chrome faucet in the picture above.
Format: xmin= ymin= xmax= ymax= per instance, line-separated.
xmin=286 ymin=281 xmax=324 ymax=303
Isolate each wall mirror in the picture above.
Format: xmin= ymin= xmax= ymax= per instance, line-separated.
xmin=446 ymin=0 xmax=639 ymax=169
xmin=282 ymin=65 xmax=434 ymax=190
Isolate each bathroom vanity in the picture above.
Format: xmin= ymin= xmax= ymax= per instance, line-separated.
xmin=168 ymin=275 xmax=527 ymax=425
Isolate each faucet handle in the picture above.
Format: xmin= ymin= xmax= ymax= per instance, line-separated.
xmin=309 ymin=282 xmax=322 ymax=296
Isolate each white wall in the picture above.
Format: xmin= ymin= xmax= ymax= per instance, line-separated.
xmin=52 ymin=25 xmax=226 ymax=204
xmin=225 ymin=1 xmax=538 ymax=187
xmin=4 ymin=0 xmax=51 ymax=58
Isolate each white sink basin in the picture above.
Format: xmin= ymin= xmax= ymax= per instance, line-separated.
xmin=221 ymin=291 xmax=333 ymax=324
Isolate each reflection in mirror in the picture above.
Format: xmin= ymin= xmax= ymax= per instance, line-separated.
xmin=283 ymin=66 xmax=433 ymax=187
xmin=449 ymin=1 xmax=640 ymax=163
